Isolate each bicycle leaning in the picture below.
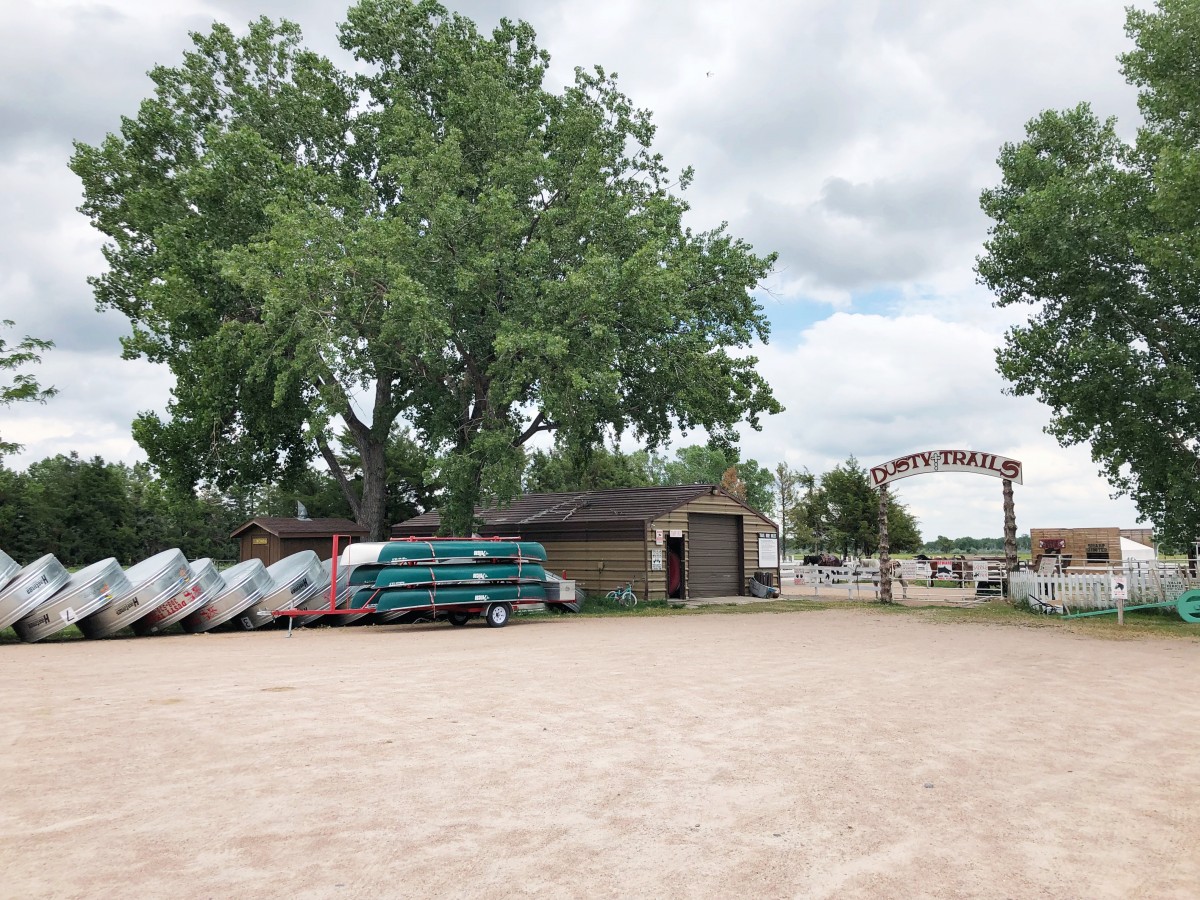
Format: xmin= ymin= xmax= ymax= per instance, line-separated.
xmin=605 ymin=582 xmax=638 ymax=607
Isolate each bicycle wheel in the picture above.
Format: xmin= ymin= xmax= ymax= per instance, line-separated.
xmin=620 ymin=589 xmax=637 ymax=608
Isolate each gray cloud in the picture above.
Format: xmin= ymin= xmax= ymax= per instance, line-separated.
xmin=0 ymin=0 xmax=1157 ymax=537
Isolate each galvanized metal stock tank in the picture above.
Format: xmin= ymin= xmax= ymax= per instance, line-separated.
xmin=233 ymin=551 xmax=326 ymax=630
xmin=0 ymin=548 xmax=20 ymax=589
xmin=290 ymin=558 xmax=352 ymax=627
xmin=14 ymin=558 xmax=130 ymax=643
xmin=79 ymin=549 xmax=195 ymax=639
xmin=133 ymin=557 xmax=226 ymax=635
xmin=0 ymin=554 xmax=71 ymax=631
xmin=182 ymin=559 xmax=273 ymax=633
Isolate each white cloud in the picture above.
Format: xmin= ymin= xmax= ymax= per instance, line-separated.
xmin=0 ymin=0 xmax=1158 ymax=539
xmin=736 ymin=313 xmax=1145 ymax=538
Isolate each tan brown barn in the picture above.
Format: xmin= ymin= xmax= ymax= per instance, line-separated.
xmin=390 ymin=486 xmax=780 ymax=601
xmin=232 ymin=517 xmax=368 ymax=566
xmin=1030 ymin=526 xmax=1156 ymax=570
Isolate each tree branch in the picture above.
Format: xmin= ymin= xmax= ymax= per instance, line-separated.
xmin=516 ymin=410 xmax=556 ymax=445
xmin=317 ymin=433 xmax=362 ymax=520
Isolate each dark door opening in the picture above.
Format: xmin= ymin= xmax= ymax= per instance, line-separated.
xmin=666 ymin=536 xmax=685 ymax=599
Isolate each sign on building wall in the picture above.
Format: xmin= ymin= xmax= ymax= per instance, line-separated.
xmin=757 ymin=533 xmax=779 ymax=568
xmin=651 ymin=549 xmax=664 ymax=571
xmin=870 ymin=450 xmax=1023 ymax=486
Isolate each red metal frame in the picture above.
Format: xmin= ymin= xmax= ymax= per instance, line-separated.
xmin=272 ymin=534 xmax=542 ymax=623
xmin=273 ymin=533 xmax=371 ymax=619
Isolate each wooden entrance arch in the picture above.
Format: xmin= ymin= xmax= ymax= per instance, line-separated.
xmin=869 ymin=450 xmax=1023 ymax=603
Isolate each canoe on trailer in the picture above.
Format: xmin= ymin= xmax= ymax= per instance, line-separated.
xmin=372 ymin=562 xmax=547 ymax=589
xmin=378 ymin=540 xmax=547 ymax=564
xmin=372 ymin=583 xmax=546 ymax=626
xmin=374 ymin=583 xmax=548 ymax=613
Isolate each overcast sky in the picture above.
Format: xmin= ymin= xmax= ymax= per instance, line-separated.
xmin=0 ymin=0 xmax=1154 ymax=539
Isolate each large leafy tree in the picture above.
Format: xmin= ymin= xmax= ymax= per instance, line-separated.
xmin=0 ymin=320 xmax=57 ymax=456
xmin=977 ymin=0 xmax=1200 ymax=548
xmin=71 ymin=1 xmax=779 ymax=539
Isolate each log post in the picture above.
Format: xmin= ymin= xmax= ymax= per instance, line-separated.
xmin=1002 ymin=477 xmax=1018 ymax=595
xmin=878 ymin=484 xmax=892 ymax=604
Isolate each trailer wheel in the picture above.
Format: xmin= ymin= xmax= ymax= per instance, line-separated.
xmin=448 ymin=612 xmax=470 ymax=627
xmin=485 ymin=603 xmax=510 ymax=628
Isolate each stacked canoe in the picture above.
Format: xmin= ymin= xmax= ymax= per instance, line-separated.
xmin=343 ymin=540 xmax=554 ymax=623
xmin=0 ymin=539 xmax=574 ymax=642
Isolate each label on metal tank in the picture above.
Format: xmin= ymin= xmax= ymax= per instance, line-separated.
xmin=23 ymin=573 xmax=49 ymax=596
xmin=114 ymin=596 xmax=141 ymax=616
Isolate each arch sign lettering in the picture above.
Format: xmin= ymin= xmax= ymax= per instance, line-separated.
xmin=870 ymin=450 xmax=1023 ymax=487
xmin=870 ymin=449 xmax=1023 ymax=603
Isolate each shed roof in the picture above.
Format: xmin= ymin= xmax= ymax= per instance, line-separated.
xmin=231 ymin=517 xmax=368 ymax=539
xmin=391 ymin=485 xmax=776 ymax=536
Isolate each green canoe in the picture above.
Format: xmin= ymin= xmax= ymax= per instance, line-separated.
xmin=372 ymin=562 xmax=547 ymax=589
xmin=378 ymin=540 xmax=546 ymax=564
xmin=374 ymin=583 xmax=547 ymax=613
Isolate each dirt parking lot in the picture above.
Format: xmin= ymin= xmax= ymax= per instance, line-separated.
xmin=2 ymin=609 xmax=1198 ymax=899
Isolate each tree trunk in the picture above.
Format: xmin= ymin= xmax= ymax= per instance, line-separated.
xmin=1002 ymin=478 xmax=1018 ymax=593
xmin=878 ymin=485 xmax=892 ymax=604
xmin=352 ymin=436 xmax=386 ymax=541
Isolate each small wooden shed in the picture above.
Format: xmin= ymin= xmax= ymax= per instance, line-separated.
xmin=390 ymin=485 xmax=780 ymax=601
xmin=232 ymin=517 xmax=368 ymax=566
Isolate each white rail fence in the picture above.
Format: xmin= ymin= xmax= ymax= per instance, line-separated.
xmin=1010 ymin=564 xmax=1200 ymax=612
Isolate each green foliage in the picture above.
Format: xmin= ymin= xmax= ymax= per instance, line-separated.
xmin=0 ymin=320 xmax=57 ymax=456
xmin=977 ymin=0 xmax=1200 ymax=548
xmin=524 ymin=440 xmax=658 ymax=493
xmin=71 ymin=2 xmax=779 ymax=539
xmin=0 ymin=455 xmax=242 ymax=566
xmin=791 ymin=456 xmax=922 ymax=556
xmin=921 ymin=533 xmax=1032 ymax=554
xmin=657 ymin=445 xmax=775 ymax=512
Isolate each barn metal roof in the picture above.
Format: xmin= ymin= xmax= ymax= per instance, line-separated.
xmin=230 ymin=517 xmax=369 ymax=539
xmin=391 ymin=485 xmax=774 ymax=536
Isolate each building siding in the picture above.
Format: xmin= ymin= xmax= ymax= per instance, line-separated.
xmin=538 ymin=538 xmax=649 ymax=598
xmin=649 ymin=494 xmax=779 ymax=600
xmin=1031 ymin=527 xmax=1124 ymax=568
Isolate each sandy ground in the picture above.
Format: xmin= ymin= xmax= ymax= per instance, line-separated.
xmin=1 ymin=610 xmax=1198 ymax=900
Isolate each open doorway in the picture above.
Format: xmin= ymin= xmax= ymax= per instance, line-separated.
xmin=667 ymin=536 xmax=685 ymax=600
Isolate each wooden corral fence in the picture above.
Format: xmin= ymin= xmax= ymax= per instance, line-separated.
xmin=1011 ymin=563 xmax=1200 ymax=612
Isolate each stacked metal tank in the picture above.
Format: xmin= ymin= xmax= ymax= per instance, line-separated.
xmin=0 ymin=547 xmax=340 ymax=642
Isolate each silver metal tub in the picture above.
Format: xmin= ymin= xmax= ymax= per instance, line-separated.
xmin=182 ymin=559 xmax=273 ymax=633
xmin=232 ymin=551 xmax=326 ymax=630
xmin=290 ymin=558 xmax=356 ymax=627
xmin=133 ymin=557 xmax=227 ymax=635
xmin=0 ymin=548 xmax=21 ymax=591
xmin=0 ymin=554 xmax=70 ymax=631
xmin=79 ymin=549 xmax=195 ymax=639
xmin=14 ymin=558 xmax=130 ymax=643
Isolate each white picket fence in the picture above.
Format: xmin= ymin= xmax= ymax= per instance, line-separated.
xmin=1010 ymin=564 xmax=1200 ymax=612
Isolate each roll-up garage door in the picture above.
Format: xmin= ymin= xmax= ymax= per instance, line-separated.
xmin=687 ymin=513 xmax=742 ymax=597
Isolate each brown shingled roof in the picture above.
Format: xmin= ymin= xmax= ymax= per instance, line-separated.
xmin=230 ymin=517 xmax=368 ymax=539
xmin=392 ymin=485 xmax=774 ymax=536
